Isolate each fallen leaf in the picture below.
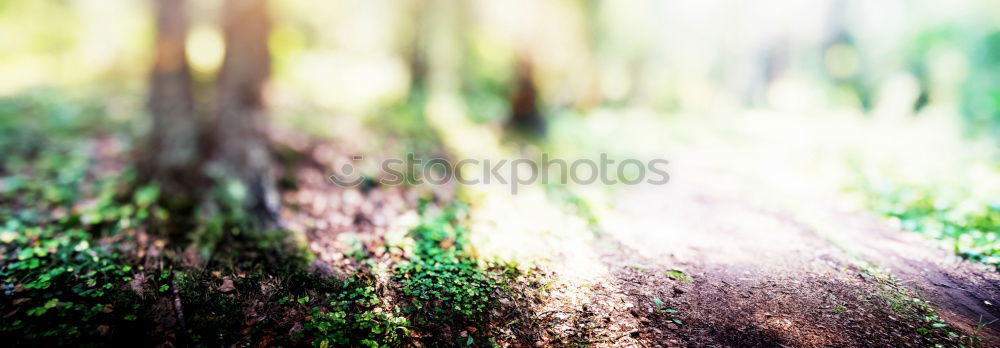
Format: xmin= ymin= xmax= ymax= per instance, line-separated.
xmin=439 ymin=238 xmax=455 ymax=250
xmin=220 ymin=278 xmax=236 ymax=292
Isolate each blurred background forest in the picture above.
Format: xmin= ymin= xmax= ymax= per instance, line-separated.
xmin=5 ymin=0 xmax=1000 ymax=128
xmin=1 ymin=0 xmax=999 ymax=346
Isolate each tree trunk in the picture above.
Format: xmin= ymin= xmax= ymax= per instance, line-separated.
xmin=147 ymin=0 xmax=199 ymax=194
xmin=508 ymin=56 xmax=545 ymax=136
xmin=578 ymin=0 xmax=602 ymax=110
xmin=214 ymin=0 xmax=279 ymax=224
xmin=405 ymin=0 xmax=429 ymax=96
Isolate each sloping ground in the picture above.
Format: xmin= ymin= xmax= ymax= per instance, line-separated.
xmin=5 ymin=95 xmax=996 ymax=346
xmin=410 ymin=99 xmax=1000 ymax=346
xmin=193 ymin=120 xmax=1000 ymax=346
xmin=522 ymin=151 xmax=1000 ymax=347
xmin=141 ymin=129 xmax=999 ymax=347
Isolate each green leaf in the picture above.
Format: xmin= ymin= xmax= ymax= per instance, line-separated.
xmin=133 ymin=186 xmax=160 ymax=207
xmin=665 ymin=269 xmax=693 ymax=282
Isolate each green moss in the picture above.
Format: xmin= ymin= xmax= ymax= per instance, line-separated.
xmin=0 ymin=96 xmax=155 ymax=345
xmin=298 ymin=275 xmax=410 ymax=347
xmin=394 ymin=203 xmax=502 ymax=322
xmin=0 ymin=228 xmax=151 ymax=345
xmin=388 ymin=200 xmax=541 ymax=348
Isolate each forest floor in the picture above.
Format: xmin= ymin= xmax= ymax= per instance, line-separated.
xmin=277 ymin=125 xmax=1000 ymax=347
xmin=2 ymin=94 xmax=998 ymax=347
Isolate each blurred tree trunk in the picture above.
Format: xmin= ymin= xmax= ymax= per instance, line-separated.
xmin=405 ymin=0 xmax=429 ymax=96
xmin=508 ymin=56 xmax=545 ymax=136
xmin=147 ymin=0 xmax=199 ymax=194
xmin=214 ymin=0 xmax=279 ymax=225
xmin=577 ymin=0 xmax=602 ymax=110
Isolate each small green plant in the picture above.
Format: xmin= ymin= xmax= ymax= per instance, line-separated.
xmin=0 ymin=99 xmax=154 ymax=345
xmin=965 ymin=317 xmax=997 ymax=348
xmin=299 ymin=277 xmax=410 ymax=347
xmin=394 ymin=203 xmax=501 ymax=322
xmin=0 ymin=227 xmax=146 ymax=344
xmin=861 ymin=267 xmax=968 ymax=344
xmin=652 ymin=297 xmax=682 ymax=325
xmin=833 ymin=305 xmax=847 ymax=314
xmin=665 ymin=269 xmax=693 ymax=282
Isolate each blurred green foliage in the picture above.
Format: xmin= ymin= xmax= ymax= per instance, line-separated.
xmin=861 ymin=181 xmax=999 ymax=270
xmin=963 ymin=31 xmax=1000 ymax=137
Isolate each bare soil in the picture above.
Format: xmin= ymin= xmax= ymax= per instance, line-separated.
xmin=522 ymin=158 xmax=1000 ymax=347
xmin=276 ymin=134 xmax=1000 ymax=347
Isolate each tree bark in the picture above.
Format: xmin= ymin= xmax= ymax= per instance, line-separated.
xmin=214 ymin=0 xmax=279 ymax=224
xmin=147 ymin=0 xmax=199 ymax=193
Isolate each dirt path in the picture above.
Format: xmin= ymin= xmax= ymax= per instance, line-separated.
xmin=276 ymin=124 xmax=999 ymax=346
xmin=529 ymin=154 xmax=1000 ymax=347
